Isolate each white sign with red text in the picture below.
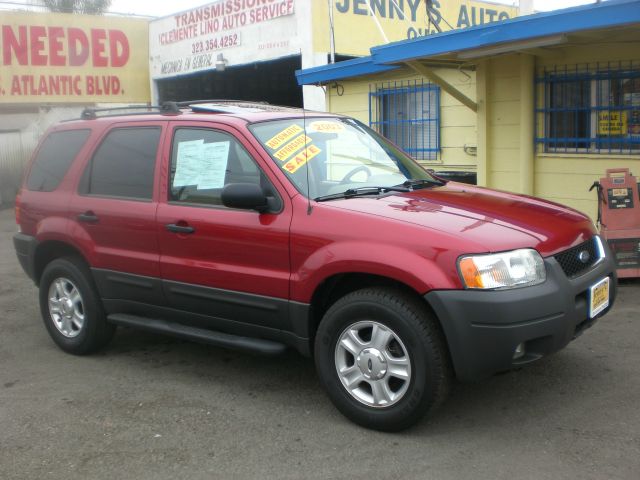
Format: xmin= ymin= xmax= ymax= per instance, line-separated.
xmin=150 ymin=0 xmax=298 ymax=79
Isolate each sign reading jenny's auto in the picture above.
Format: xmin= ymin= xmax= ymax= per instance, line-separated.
xmin=0 ymin=12 xmax=150 ymax=104
xmin=150 ymin=0 xmax=297 ymax=80
xmin=312 ymin=0 xmax=518 ymax=57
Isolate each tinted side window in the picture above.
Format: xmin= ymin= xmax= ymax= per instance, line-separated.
xmin=26 ymin=130 xmax=90 ymax=192
xmin=169 ymin=128 xmax=261 ymax=206
xmin=83 ymin=128 xmax=160 ymax=200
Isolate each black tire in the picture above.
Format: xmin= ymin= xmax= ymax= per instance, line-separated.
xmin=314 ymin=287 xmax=451 ymax=431
xmin=39 ymin=257 xmax=115 ymax=355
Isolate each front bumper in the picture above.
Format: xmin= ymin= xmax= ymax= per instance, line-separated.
xmin=426 ymin=246 xmax=617 ymax=382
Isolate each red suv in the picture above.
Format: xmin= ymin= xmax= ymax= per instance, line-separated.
xmin=14 ymin=101 xmax=616 ymax=431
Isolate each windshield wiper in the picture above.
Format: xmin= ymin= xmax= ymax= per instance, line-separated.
xmin=314 ymin=185 xmax=410 ymax=202
xmin=400 ymin=178 xmax=445 ymax=190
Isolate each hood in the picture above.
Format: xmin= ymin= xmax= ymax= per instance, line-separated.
xmin=323 ymin=183 xmax=596 ymax=257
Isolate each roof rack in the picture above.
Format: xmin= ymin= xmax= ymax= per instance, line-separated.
xmin=176 ymin=99 xmax=301 ymax=114
xmin=74 ymin=99 xmax=300 ymax=121
xmin=179 ymin=99 xmax=270 ymax=114
xmin=80 ymin=102 xmax=181 ymax=120
xmin=175 ymin=99 xmax=270 ymax=108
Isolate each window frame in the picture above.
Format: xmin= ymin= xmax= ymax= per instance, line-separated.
xmin=78 ymin=125 xmax=163 ymax=202
xmin=535 ymin=62 xmax=640 ymax=155
xmin=369 ymin=80 xmax=441 ymax=162
xmin=167 ymin=126 xmax=282 ymax=212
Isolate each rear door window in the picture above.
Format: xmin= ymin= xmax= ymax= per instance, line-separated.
xmin=80 ymin=127 xmax=161 ymax=200
xmin=26 ymin=129 xmax=90 ymax=192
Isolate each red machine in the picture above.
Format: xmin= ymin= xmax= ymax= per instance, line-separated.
xmin=592 ymin=168 xmax=640 ymax=278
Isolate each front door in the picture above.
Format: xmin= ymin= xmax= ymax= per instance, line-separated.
xmin=156 ymin=124 xmax=292 ymax=331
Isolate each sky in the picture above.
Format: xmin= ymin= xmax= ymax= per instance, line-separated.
xmin=107 ymin=0 xmax=599 ymax=18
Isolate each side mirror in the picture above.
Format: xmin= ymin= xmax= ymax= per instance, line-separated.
xmin=221 ymin=183 xmax=269 ymax=213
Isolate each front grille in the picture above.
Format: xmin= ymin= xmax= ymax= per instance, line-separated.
xmin=554 ymin=238 xmax=599 ymax=278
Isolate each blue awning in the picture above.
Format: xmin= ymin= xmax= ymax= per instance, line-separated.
xmin=296 ymin=57 xmax=399 ymax=86
xmin=297 ymin=0 xmax=640 ymax=86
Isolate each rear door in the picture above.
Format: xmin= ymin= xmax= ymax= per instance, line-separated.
xmin=156 ymin=122 xmax=292 ymax=331
xmin=68 ymin=122 xmax=166 ymax=307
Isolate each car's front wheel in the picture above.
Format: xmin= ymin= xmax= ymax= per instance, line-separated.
xmin=314 ymin=287 xmax=451 ymax=431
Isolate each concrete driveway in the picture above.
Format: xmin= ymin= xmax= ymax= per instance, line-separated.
xmin=1 ymin=207 xmax=639 ymax=480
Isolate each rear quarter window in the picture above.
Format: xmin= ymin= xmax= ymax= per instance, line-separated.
xmin=26 ymin=129 xmax=91 ymax=192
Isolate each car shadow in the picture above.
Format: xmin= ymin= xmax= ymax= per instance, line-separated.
xmin=95 ymin=325 xmax=610 ymax=435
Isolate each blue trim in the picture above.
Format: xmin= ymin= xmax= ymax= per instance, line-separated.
xmin=296 ymin=0 xmax=640 ymax=85
xmin=295 ymin=57 xmax=397 ymax=86
xmin=536 ymin=106 xmax=639 ymax=113
xmin=537 ymin=70 xmax=640 ymax=82
xmin=535 ymin=138 xmax=640 ymax=145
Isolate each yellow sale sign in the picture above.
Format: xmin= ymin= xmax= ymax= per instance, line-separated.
xmin=0 ymin=11 xmax=150 ymax=103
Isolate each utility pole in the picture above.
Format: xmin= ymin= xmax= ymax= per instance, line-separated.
xmin=328 ymin=0 xmax=336 ymax=63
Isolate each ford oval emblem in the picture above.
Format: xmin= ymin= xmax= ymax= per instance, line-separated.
xmin=578 ymin=250 xmax=591 ymax=264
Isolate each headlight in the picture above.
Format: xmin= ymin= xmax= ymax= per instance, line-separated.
xmin=458 ymin=249 xmax=546 ymax=290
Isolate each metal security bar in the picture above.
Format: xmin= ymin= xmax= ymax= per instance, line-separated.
xmin=369 ymin=80 xmax=440 ymax=161
xmin=535 ymin=60 xmax=640 ymax=154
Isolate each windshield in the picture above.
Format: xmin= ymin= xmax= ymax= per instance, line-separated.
xmin=249 ymin=117 xmax=440 ymax=199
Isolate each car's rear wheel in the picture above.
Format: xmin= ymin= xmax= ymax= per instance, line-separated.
xmin=39 ymin=257 xmax=115 ymax=354
xmin=314 ymin=287 xmax=451 ymax=431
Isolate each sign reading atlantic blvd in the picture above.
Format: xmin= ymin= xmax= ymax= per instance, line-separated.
xmin=0 ymin=12 xmax=150 ymax=103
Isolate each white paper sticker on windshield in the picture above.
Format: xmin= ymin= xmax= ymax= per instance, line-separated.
xmin=173 ymin=140 xmax=204 ymax=187
xmin=307 ymin=121 xmax=345 ymax=133
xmin=173 ymin=140 xmax=230 ymax=190
xmin=197 ymin=141 xmax=230 ymax=189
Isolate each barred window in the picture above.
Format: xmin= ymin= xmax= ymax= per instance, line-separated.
xmin=369 ymin=80 xmax=440 ymax=161
xmin=536 ymin=61 xmax=640 ymax=154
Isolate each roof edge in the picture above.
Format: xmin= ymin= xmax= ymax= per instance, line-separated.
xmin=296 ymin=0 xmax=640 ymax=85
xmin=296 ymin=57 xmax=398 ymax=86
xmin=371 ymin=0 xmax=640 ymax=64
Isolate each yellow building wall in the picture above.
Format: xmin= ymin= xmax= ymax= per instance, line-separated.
xmin=321 ymin=42 xmax=640 ymax=223
xmin=486 ymin=55 xmax=521 ymax=189
xmin=312 ymin=1 xmax=518 ymax=57
xmin=326 ymin=67 xmax=478 ymax=171
xmin=533 ymin=44 xmax=640 ymax=221
xmin=482 ymin=45 xmax=640 ymax=221
xmin=0 ymin=11 xmax=150 ymax=104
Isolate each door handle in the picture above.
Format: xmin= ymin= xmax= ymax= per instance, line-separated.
xmin=77 ymin=211 xmax=99 ymax=223
xmin=165 ymin=223 xmax=195 ymax=234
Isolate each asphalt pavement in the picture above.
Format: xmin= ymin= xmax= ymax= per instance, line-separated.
xmin=1 ymin=207 xmax=639 ymax=480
